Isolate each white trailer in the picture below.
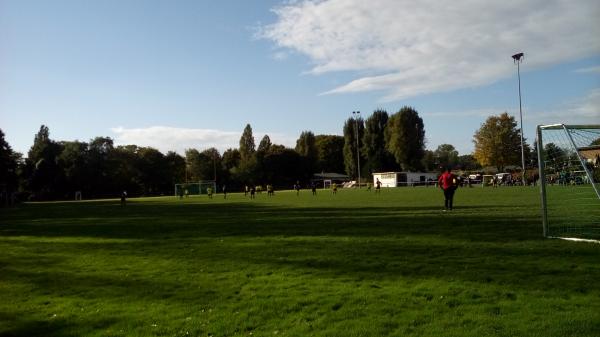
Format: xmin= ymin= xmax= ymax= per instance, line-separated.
xmin=373 ymin=172 xmax=439 ymax=187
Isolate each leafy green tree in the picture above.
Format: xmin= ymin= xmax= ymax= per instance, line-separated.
xmin=200 ymin=148 xmax=221 ymax=182
xmin=258 ymin=135 xmax=272 ymax=152
xmin=473 ymin=112 xmax=523 ymax=171
xmin=238 ymin=124 xmax=257 ymax=182
xmin=26 ymin=125 xmax=64 ymax=199
xmin=457 ymin=154 xmax=481 ymax=171
xmin=295 ymin=131 xmax=318 ymax=177
xmin=87 ymin=137 xmax=115 ymax=197
xmin=165 ymin=151 xmax=186 ymax=187
xmin=434 ymin=144 xmax=459 ymax=168
xmin=239 ymin=124 xmax=256 ymax=164
xmin=543 ymin=143 xmax=565 ymax=169
xmin=136 ymin=147 xmax=167 ymax=195
xmin=222 ymin=148 xmax=241 ymax=186
xmin=385 ymin=107 xmax=425 ymax=171
xmin=421 ymin=150 xmax=437 ymax=172
xmin=315 ymin=135 xmax=345 ymax=173
xmin=111 ymin=145 xmax=142 ymax=196
xmin=343 ymin=117 xmax=365 ymax=178
xmin=362 ymin=109 xmax=394 ymax=174
xmin=0 ymin=129 xmax=20 ymax=201
xmin=185 ymin=149 xmax=202 ymax=181
xmin=590 ymin=137 xmax=600 ymax=146
xmin=261 ymin=146 xmax=304 ymax=188
xmin=57 ymin=141 xmax=89 ymax=196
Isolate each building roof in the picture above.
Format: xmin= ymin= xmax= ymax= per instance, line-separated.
xmin=312 ymin=172 xmax=350 ymax=179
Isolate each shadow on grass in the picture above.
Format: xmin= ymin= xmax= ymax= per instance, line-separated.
xmin=1 ymin=199 xmax=599 ymax=337
xmin=0 ymin=201 xmax=541 ymax=242
xmin=0 ymin=310 xmax=117 ymax=337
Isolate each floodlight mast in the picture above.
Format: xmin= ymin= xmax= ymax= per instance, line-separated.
xmin=353 ymin=111 xmax=361 ymax=188
xmin=512 ymin=52 xmax=526 ymax=185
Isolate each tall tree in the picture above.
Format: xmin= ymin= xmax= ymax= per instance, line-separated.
xmin=456 ymin=154 xmax=481 ymax=171
xmin=362 ymin=109 xmax=392 ymax=174
xmin=295 ymin=131 xmax=318 ymax=177
xmin=222 ymin=148 xmax=241 ymax=186
xmin=257 ymin=135 xmax=272 ymax=152
xmin=239 ymin=124 xmax=256 ymax=164
xmin=0 ymin=129 xmax=20 ymax=201
xmin=26 ymin=125 xmax=64 ymax=199
xmin=385 ymin=107 xmax=425 ymax=171
xmin=185 ymin=149 xmax=202 ymax=181
xmin=136 ymin=147 xmax=167 ymax=195
xmin=57 ymin=141 xmax=89 ymax=196
xmin=473 ymin=112 xmax=523 ymax=171
xmin=165 ymin=151 xmax=186 ymax=188
xmin=434 ymin=144 xmax=459 ymax=168
xmin=315 ymin=135 xmax=345 ymax=173
xmin=238 ymin=124 xmax=256 ymax=181
xmin=87 ymin=137 xmax=115 ymax=197
xmin=200 ymin=148 xmax=221 ymax=182
xmin=421 ymin=150 xmax=437 ymax=172
xmin=343 ymin=117 xmax=365 ymax=178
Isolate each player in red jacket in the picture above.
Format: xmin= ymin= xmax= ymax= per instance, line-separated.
xmin=438 ymin=167 xmax=457 ymax=211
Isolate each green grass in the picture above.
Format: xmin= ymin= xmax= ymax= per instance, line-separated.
xmin=1 ymin=187 xmax=599 ymax=337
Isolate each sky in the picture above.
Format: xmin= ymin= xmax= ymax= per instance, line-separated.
xmin=1 ymin=0 xmax=599 ymax=157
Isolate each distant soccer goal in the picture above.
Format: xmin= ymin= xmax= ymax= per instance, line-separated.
xmin=174 ymin=181 xmax=216 ymax=196
xmin=537 ymin=124 xmax=600 ymax=241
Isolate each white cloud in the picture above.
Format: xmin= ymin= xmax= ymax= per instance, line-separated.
xmin=574 ymin=65 xmax=600 ymax=74
xmin=110 ymin=126 xmax=296 ymax=154
xmin=259 ymin=0 xmax=600 ymax=101
xmin=540 ymin=88 xmax=600 ymax=123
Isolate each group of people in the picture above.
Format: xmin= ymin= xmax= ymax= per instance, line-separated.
xmin=168 ymin=168 xmax=459 ymax=211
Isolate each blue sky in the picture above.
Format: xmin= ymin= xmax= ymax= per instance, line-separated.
xmin=1 ymin=0 xmax=599 ymax=157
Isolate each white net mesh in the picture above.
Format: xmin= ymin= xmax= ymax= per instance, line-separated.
xmin=538 ymin=125 xmax=600 ymax=239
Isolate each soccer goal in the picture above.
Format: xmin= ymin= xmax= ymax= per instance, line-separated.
xmin=536 ymin=124 xmax=600 ymax=241
xmin=174 ymin=181 xmax=216 ymax=196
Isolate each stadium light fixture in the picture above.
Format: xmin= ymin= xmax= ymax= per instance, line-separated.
xmin=512 ymin=52 xmax=526 ymax=185
xmin=352 ymin=111 xmax=361 ymax=188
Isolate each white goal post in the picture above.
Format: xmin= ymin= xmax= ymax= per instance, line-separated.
xmin=174 ymin=181 xmax=217 ymax=196
xmin=536 ymin=124 xmax=600 ymax=240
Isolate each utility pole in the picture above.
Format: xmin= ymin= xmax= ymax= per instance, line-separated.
xmin=352 ymin=111 xmax=361 ymax=188
xmin=512 ymin=52 xmax=526 ymax=185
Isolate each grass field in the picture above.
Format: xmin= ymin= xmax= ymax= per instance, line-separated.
xmin=1 ymin=187 xmax=599 ymax=337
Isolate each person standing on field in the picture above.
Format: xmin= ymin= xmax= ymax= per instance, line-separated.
xmin=120 ymin=190 xmax=127 ymax=206
xmin=438 ymin=168 xmax=457 ymax=211
xmin=375 ymin=178 xmax=382 ymax=194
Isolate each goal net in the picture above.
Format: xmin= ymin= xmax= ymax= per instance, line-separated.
xmin=174 ymin=181 xmax=216 ymax=196
xmin=537 ymin=124 xmax=600 ymax=240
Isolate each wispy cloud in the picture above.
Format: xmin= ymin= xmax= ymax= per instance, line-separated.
xmin=110 ymin=126 xmax=296 ymax=154
xmin=258 ymin=0 xmax=600 ymax=101
xmin=574 ymin=65 xmax=600 ymax=74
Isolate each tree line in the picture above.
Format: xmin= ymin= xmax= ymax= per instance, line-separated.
xmin=1 ymin=107 xmax=538 ymax=201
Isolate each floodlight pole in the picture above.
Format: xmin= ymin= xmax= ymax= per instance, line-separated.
xmin=353 ymin=111 xmax=361 ymax=188
xmin=512 ymin=52 xmax=526 ymax=186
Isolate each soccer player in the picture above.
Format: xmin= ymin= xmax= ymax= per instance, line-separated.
xmin=244 ymin=185 xmax=249 ymax=197
xmin=311 ymin=182 xmax=317 ymax=196
xmin=250 ymin=185 xmax=256 ymax=199
xmin=222 ymin=184 xmax=227 ymax=199
xmin=375 ymin=178 xmax=382 ymax=194
xmin=267 ymin=184 xmax=274 ymax=196
xmin=332 ymin=182 xmax=337 ymax=194
xmin=207 ymin=186 xmax=213 ymax=199
xmin=295 ymin=181 xmax=301 ymax=196
xmin=438 ymin=167 xmax=457 ymax=211
xmin=120 ymin=190 xmax=127 ymax=206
